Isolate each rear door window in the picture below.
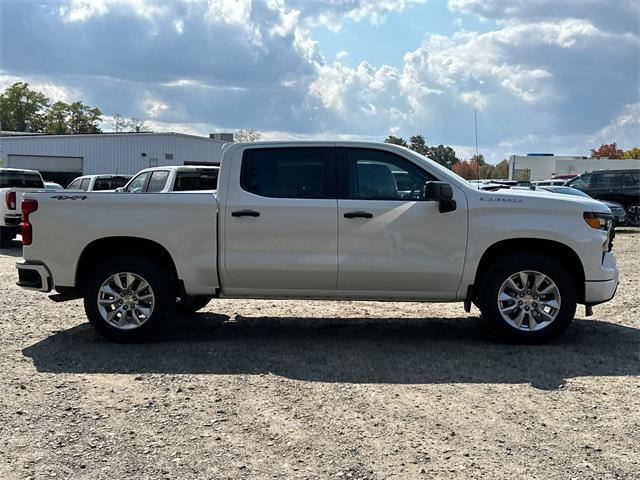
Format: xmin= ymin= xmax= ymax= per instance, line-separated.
xmin=174 ymin=170 xmax=219 ymax=191
xmin=623 ymin=171 xmax=639 ymax=187
xmin=146 ymin=170 xmax=170 ymax=193
xmin=93 ymin=176 xmax=131 ymax=190
xmin=93 ymin=178 xmax=112 ymax=191
xmin=594 ymin=173 xmax=621 ymax=188
xmin=241 ymin=147 xmax=336 ymax=199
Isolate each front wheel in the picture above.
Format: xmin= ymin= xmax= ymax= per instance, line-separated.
xmin=84 ymin=256 xmax=175 ymax=341
xmin=479 ymin=254 xmax=577 ymax=343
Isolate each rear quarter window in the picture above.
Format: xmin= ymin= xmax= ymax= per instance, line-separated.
xmin=174 ymin=170 xmax=219 ymax=191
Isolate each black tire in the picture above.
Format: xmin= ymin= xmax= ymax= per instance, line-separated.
xmin=83 ymin=255 xmax=176 ymax=342
xmin=479 ymin=253 xmax=577 ymax=344
xmin=627 ymin=203 xmax=640 ymax=227
xmin=0 ymin=227 xmax=8 ymax=248
xmin=176 ymin=295 xmax=213 ymax=315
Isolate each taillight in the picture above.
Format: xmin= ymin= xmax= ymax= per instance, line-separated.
xmin=6 ymin=191 xmax=16 ymax=210
xmin=20 ymin=199 xmax=38 ymax=246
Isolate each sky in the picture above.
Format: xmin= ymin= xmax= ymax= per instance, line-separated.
xmin=0 ymin=0 xmax=638 ymax=163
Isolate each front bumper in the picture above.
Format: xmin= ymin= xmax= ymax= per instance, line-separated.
xmin=16 ymin=260 xmax=52 ymax=292
xmin=612 ymin=213 xmax=627 ymax=226
xmin=584 ymin=251 xmax=618 ymax=304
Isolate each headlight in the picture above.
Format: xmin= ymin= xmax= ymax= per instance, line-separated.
xmin=583 ymin=212 xmax=613 ymax=231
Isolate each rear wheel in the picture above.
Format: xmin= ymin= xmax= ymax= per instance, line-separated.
xmin=627 ymin=203 xmax=640 ymax=227
xmin=0 ymin=227 xmax=8 ymax=248
xmin=84 ymin=256 xmax=175 ymax=341
xmin=479 ymin=254 xmax=577 ymax=343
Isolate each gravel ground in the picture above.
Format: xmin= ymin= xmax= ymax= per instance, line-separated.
xmin=1 ymin=230 xmax=639 ymax=479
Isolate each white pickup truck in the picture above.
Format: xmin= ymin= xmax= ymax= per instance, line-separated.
xmin=118 ymin=165 xmax=219 ymax=193
xmin=16 ymin=142 xmax=618 ymax=343
xmin=1 ymin=168 xmax=45 ymax=248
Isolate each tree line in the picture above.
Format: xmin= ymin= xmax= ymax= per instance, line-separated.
xmin=385 ymin=135 xmax=639 ymax=180
xmin=384 ymin=134 xmax=509 ymax=180
xmin=0 ymin=82 xmax=151 ymax=135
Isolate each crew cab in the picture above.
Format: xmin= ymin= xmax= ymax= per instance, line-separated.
xmin=1 ymin=168 xmax=45 ymax=248
xmin=67 ymin=174 xmax=133 ymax=192
xmin=119 ymin=165 xmax=219 ymax=193
xmin=16 ymin=142 xmax=618 ymax=343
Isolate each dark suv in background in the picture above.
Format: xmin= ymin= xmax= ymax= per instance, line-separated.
xmin=567 ymin=169 xmax=640 ymax=226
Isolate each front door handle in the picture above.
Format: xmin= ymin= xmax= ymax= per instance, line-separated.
xmin=232 ymin=210 xmax=260 ymax=218
xmin=344 ymin=211 xmax=373 ymax=219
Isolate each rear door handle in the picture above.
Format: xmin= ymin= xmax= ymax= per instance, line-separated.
xmin=344 ymin=211 xmax=373 ymax=219
xmin=231 ymin=210 xmax=260 ymax=217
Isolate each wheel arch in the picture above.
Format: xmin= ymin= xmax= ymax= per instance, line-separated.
xmin=473 ymin=238 xmax=586 ymax=303
xmin=76 ymin=236 xmax=180 ymax=291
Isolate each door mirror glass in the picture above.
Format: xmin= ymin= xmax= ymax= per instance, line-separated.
xmin=423 ymin=181 xmax=456 ymax=213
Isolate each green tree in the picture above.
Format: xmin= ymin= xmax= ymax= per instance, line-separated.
xmin=409 ymin=135 xmax=429 ymax=155
xmin=494 ymin=159 xmax=509 ymax=178
xmin=0 ymin=82 xmax=49 ymax=132
xmin=67 ymin=101 xmax=102 ymax=134
xmin=384 ymin=135 xmax=408 ymax=147
xmin=427 ymin=144 xmax=459 ymax=169
xmin=43 ymin=101 xmax=71 ymax=134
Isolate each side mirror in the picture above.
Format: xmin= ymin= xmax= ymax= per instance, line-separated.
xmin=115 ymin=187 xmax=125 ymax=192
xmin=423 ymin=181 xmax=457 ymax=213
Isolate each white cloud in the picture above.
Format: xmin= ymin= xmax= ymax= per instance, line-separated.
xmin=139 ymin=92 xmax=169 ymax=118
xmin=2 ymin=0 xmax=637 ymax=162
xmin=589 ymin=102 xmax=640 ymax=150
xmin=59 ymin=0 xmax=109 ymax=22
xmin=447 ymin=0 xmax=639 ymax=34
xmin=0 ymin=73 xmax=78 ymax=103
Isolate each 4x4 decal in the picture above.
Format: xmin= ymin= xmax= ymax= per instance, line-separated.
xmin=50 ymin=195 xmax=88 ymax=200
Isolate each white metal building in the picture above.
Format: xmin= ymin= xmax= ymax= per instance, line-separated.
xmin=0 ymin=132 xmax=228 ymax=185
xmin=509 ymin=154 xmax=640 ymax=181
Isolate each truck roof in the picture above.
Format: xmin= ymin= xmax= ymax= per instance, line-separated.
xmin=0 ymin=167 xmax=41 ymax=174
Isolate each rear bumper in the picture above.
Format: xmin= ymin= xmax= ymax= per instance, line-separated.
xmin=3 ymin=214 xmax=21 ymax=227
xmin=584 ymin=252 xmax=619 ymax=304
xmin=16 ymin=260 xmax=52 ymax=292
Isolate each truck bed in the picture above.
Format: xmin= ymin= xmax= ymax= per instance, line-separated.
xmin=21 ymin=191 xmax=219 ymax=294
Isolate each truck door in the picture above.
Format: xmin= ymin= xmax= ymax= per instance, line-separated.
xmin=336 ymin=147 xmax=467 ymax=294
xmin=223 ymin=146 xmax=338 ymax=290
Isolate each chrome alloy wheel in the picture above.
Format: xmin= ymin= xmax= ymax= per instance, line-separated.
xmin=97 ymin=272 xmax=155 ymax=330
xmin=497 ymin=270 xmax=561 ymax=332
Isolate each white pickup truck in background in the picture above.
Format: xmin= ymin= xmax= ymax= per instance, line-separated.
xmin=16 ymin=142 xmax=618 ymax=343
xmin=0 ymin=168 xmax=45 ymax=248
xmin=66 ymin=174 xmax=133 ymax=192
xmin=118 ymin=165 xmax=219 ymax=193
